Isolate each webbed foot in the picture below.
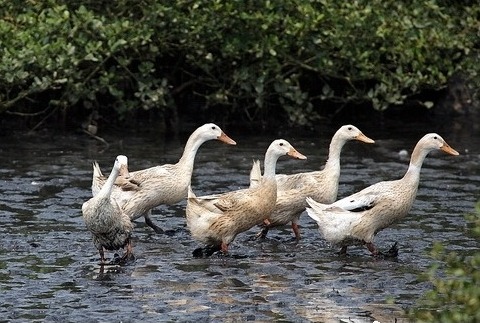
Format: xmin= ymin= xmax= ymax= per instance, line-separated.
xmin=378 ymin=242 xmax=399 ymax=258
xmin=193 ymin=245 xmax=221 ymax=258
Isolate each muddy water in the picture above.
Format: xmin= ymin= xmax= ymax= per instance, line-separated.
xmin=0 ymin=119 xmax=479 ymax=322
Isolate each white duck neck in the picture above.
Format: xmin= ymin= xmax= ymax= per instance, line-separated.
xmin=263 ymin=149 xmax=280 ymax=179
xmin=99 ymin=162 xmax=120 ymax=197
xmin=403 ymin=142 xmax=432 ymax=181
xmin=323 ymin=132 xmax=345 ymax=173
xmin=177 ymin=130 xmax=205 ymax=173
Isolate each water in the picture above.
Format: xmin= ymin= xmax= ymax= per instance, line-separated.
xmin=0 ymin=119 xmax=479 ymax=322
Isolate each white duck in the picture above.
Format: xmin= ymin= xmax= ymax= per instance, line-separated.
xmin=82 ymin=155 xmax=134 ymax=264
xmin=186 ymin=139 xmax=307 ymax=255
xmin=93 ymin=123 xmax=236 ymax=233
xmin=306 ymin=133 xmax=459 ymax=256
xmin=252 ymin=125 xmax=374 ymax=240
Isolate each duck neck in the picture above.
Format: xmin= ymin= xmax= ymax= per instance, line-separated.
xmin=99 ymin=164 xmax=120 ymax=197
xmin=322 ymin=134 xmax=344 ymax=176
xmin=177 ymin=131 xmax=205 ymax=173
xmin=263 ymin=150 xmax=279 ymax=179
xmin=402 ymin=143 xmax=430 ymax=183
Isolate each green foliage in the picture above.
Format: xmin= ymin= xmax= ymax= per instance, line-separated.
xmin=410 ymin=201 xmax=480 ymax=322
xmin=0 ymin=0 xmax=170 ymax=122
xmin=0 ymin=0 xmax=479 ymax=129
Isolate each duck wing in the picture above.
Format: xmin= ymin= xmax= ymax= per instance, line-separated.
xmin=330 ymin=180 xmax=395 ymax=212
xmin=192 ymin=189 xmax=253 ymax=213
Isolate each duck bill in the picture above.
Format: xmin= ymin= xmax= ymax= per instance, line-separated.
xmin=287 ymin=148 xmax=307 ymax=160
xmin=356 ymin=133 xmax=375 ymax=144
xmin=218 ymin=132 xmax=237 ymax=145
xmin=441 ymin=142 xmax=459 ymax=156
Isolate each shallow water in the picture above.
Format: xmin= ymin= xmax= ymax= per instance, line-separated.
xmin=0 ymin=118 xmax=479 ymax=322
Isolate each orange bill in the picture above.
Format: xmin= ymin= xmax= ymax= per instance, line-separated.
xmin=218 ymin=132 xmax=237 ymax=145
xmin=441 ymin=142 xmax=459 ymax=156
xmin=287 ymin=148 xmax=307 ymax=160
xmin=356 ymin=133 xmax=375 ymax=144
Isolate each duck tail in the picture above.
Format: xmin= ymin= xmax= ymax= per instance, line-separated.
xmin=92 ymin=161 xmax=103 ymax=178
xmin=187 ymin=184 xmax=197 ymax=199
xmin=305 ymin=197 xmax=326 ymax=223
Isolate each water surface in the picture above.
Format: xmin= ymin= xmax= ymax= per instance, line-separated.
xmin=0 ymin=119 xmax=479 ymax=322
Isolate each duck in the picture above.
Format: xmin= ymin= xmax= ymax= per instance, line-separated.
xmin=117 ymin=123 xmax=236 ymax=233
xmin=305 ymin=133 xmax=459 ymax=256
xmin=252 ymin=125 xmax=374 ymax=240
xmin=186 ymin=139 xmax=307 ymax=255
xmin=82 ymin=155 xmax=135 ymax=264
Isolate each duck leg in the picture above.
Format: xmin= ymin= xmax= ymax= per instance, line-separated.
xmin=255 ymin=227 xmax=269 ymax=240
xmin=254 ymin=219 xmax=271 ymax=240
xmin=220 ymin=242 xmax=229 ymax=254
xmin=144 ymin=210 xmax=164 ymax=233
xmin=366 ymin=242 xmax=379 ymax=256
xmin=291 ymin=222 xmax=301 ymax=241
xmin=121 ymin=238 xmax=135 ymax=264
xmin=98 ymin=247 xmax=107 ymax=264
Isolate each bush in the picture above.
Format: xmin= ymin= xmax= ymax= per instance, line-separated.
xmin=410 ymin=201 xmax=480 ymax=322
xmin=0 ymin=0 xmax=479 ymax=130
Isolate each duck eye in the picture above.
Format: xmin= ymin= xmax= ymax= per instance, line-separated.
xmin=279 ymin=142 xmax=284 ymax=146
xmin=348 ymin=127 xmax=352 ymax=131
xmin=211 ymin=126 xmax=216 ymax=130
xmin=433 ymin=136 xmax=438 ymax=140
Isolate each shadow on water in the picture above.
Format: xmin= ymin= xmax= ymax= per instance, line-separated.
xmin=0 ymin=116 xmax=479 ymax=322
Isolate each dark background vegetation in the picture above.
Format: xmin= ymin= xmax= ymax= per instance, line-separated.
xmin=0 ymin=0 xmax=479 ymax=135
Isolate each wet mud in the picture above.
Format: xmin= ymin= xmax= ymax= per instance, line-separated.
xmin=0 ymin=120 xmax=479 ymax=322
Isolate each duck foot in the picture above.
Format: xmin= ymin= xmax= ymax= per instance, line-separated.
xmin=253 ymin=228 xmax=268 ymax=241
xmin=378 ymin=242 xmax=399 ymax=258
xmin=338 ymin=246 xmax=348 ymax=256
xmin=108 ymin=253 xmax=122 ymax=265
xmin=163 ymin=229 xmax=177 ymax=236
xmin=109 ymin=252 xmax=136 ymax=265
xmin=193 ymin=245 xmax=221 ymax=258
xmin=253 ymin=227 xmax=269 ymax=241
xmin=121 ymin=252 xmax=136 ymax=265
